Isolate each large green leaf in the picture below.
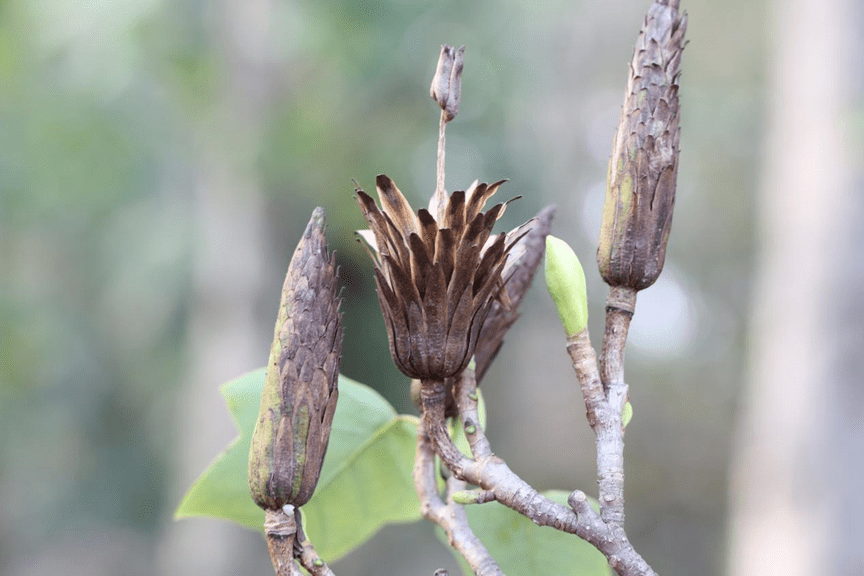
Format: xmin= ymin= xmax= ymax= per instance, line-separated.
xmin=445 ymin=490 xmax=611 ymax=575
xmin=302 ymin=416 xmax=420 ymax=560
xmin=175 ymin=368 xmax=422 ymax=561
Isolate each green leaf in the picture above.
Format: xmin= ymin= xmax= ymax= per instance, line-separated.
xmin=444 ymin=490 xmax=611 ymax=575
xmin=302 ymin=416 xmax=420 ymax=560
xmin=175 ymin=368 xmax=422 ymax=561
xmin=174 ymin=368 xmax=268 ymax=529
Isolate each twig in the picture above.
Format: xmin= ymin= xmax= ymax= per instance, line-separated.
xmin=567 ymin=327 xmax=627 ymax=523
xmin=566 ymin=330 xmax=607 ymax=429
xmin=413 ymin=419 xmax=503 ymax=576
xmin=567 ymin=319 xmax=630 ymax=529
xmin=419 ymin=378 xmax=656 ymax=576
xmin=565 ymin=292 xmax=661 ymax=575
xmin=596 ymin=286 xmax=636 ymax=526
xmin=453 ymin=366 xmax=492 ymax=458
xmin=567 ymin=492 xmax=655 ymax=576
xmin=451 ymin=489 xmax=497 ymax=505
xmin=264 ymin=507 xmax=335 ymax=576
xmin=293 ymin=508 xmax=335 ymax=576
xmin=568 ymin=323 xmax=656 ymax=575
xmin=264 ymin=508 xmax=302 ymax=576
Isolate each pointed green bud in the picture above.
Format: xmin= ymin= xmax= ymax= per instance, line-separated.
xmin=545 ymin=236 xmax=588 ymax=337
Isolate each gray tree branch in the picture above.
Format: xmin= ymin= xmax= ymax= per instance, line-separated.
xmin=413 ymin=419 xmax=503 ymax=576
xmin=596 ymin=286 xmax=636 ymax=527
xmin=420 ymin=373 xmax=657 ymax=576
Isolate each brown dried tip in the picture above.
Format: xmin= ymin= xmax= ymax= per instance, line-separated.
xmin=597 ymin=0 xmax=687 ymax=290
xmin=249 ymin=207 xmax=343 ymax=511
xmin=356 ymin=175 xmax=522 ymax=381
xmin=430 ymin=45 xmax=465 ymax=122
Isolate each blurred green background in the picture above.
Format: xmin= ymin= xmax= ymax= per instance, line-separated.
xmin=0 ymin=0 xmax=772 ymax=574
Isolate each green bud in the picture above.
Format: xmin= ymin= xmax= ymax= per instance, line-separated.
xmin=464 ymin=424 xmax=477 ymax=435
xmin=248 ymin=208 xmax=343 ymax=511
xmin=545 ymin=236 xmax=588 ymax=336
xmin=451 ymin=491 xmax=478 ymax=505
xmin=622 ymin=401 xmax=633 ymax=429
xmin=450 ymin=489 xmax=493 ymax=505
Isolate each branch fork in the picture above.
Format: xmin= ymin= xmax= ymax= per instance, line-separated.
xmin=415 ymin=362 xmax=656 ymax=576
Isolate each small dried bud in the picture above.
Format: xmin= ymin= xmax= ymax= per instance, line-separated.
xmin=597 ymin=0 xmax=687 ymax=290
xmin=249 ymin=208 xmax=343 ymax=511
xmin=430 ymin=45 xmax=465 ymax=122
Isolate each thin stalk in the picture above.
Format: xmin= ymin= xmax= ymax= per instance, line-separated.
xmin=434 ymin=110 xmax=448 ymax=221
xmin=453 ymin=366 xmax=492 ymax=458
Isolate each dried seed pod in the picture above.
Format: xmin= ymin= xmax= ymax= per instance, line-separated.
xmin=430 ymin=45 xmax=465 ymax=122
xmin=249 ymin=208 xmax=343 ymax=511
xmin=597 ymin=0 xmax=687 ymax=290
xmin=473 ymin=205 xmax=555 ymax=383
xmin=356 ymin=175 xmax=525 ymax=381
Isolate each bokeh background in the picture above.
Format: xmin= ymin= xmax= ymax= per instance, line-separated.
xmin=1 ymin=0 xmax=861 ymax=575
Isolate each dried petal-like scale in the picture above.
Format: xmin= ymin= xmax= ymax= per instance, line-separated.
xmin=249 ymin=208 xmax=343 ymax=511
xmin=597 ymin=0 xmax=687 ymax=290
xmin=356 ymin=175 xmax=521 ymax=381
xmin=473 ymin=205 xmax=556 ymax=382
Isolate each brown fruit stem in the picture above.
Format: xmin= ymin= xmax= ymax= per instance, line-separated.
xmin=264 ymin=508 xmax=301 ymax=576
